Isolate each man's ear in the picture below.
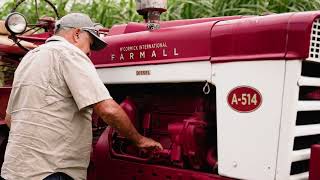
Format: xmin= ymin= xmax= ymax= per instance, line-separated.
xmin=73 ymin=28 xmax=81 ymax=42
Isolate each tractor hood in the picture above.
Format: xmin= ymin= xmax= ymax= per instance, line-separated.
xmin=91 ymin=11 xmax=320 ymax=68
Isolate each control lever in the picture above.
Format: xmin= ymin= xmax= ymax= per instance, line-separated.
xmin=111 ymin=130 xmax=168 ymax=163
xmin=112 ymin=141 xmax=169 ymax=163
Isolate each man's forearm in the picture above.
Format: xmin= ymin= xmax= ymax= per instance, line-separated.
xmin=94 ymin=100 xmax=143 ymax=144
xmin=103 ymin=107 xmax=142 ymax=143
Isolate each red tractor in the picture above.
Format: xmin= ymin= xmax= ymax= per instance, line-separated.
xmin=1 ymin=0 xmax=320 ymax=179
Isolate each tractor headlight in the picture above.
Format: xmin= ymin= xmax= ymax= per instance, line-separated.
xmin=5 ymin=12 xmax=27 ymax=34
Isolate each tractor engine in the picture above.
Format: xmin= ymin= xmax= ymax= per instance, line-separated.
xmin=93 ymin=83 xmax=217 ymax=173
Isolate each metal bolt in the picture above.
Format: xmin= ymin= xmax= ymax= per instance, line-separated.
xmin=232 ymin=161 xmax=238 ymax=168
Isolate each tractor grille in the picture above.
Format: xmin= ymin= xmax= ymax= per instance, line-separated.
xmin=289 ymin=20 xmax=320 ymax=180
xmin=308 ymin=19 xmax=320 ymax=62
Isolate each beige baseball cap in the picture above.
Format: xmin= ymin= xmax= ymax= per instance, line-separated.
xmin=55 ymin=13 xmax=107 ymax=51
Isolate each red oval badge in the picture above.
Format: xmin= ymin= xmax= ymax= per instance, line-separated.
xmin=227 ymin=86 xmax=262 ymax=113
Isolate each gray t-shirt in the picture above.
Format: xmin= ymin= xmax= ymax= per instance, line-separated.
xmin=1 ymin=35 xmax=112 ymax=180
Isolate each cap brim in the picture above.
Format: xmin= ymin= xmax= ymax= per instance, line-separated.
xmin=83 ymin=29 xmax=107 ymax=51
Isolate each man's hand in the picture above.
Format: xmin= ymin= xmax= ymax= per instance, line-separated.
xmin=93 ymin=99 xmax=163 ymax=151
xmin=135 ymin=136 xmax=163 ymax=151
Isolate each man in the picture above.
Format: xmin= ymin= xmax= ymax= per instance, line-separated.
xmin=1 ymin=13 xmax=163 ymax=180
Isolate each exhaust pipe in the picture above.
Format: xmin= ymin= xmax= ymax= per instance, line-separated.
xmin=135 ymin=0 xmax=167 ymax=30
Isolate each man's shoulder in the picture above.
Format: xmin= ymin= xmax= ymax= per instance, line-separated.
xmin=30 ymin=41 xmax=79 ymax=62
xmin=42 ymin=41 xmax=88 ymax=60
xmin=39 ymin=40 xmax=71 ymax=52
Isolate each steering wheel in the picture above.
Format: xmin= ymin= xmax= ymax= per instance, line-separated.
xmin=6 ymin=0 xmax=60 ymax=51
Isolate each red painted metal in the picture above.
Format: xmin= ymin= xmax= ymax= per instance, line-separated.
xmin=91 ymin=21 xmax=216 ymax=68
xmin=94 ymin=128 xmax=228 ymax=180
xmin=160 ymin=16 xmax=248 ymax=29
xmin=0 ymin=87 xmax=11 ymax=120
xmin=17 ymin=32 xmax=50 ymax=45
xmin=285 ymin=11 xmax=320 ymax=59
xmin=227 ymin=86 xmax=262 ymax=113
xmin=120 ymin=97 xmax=138 ymax=126
xmin=1 ymin=11 xmax=320 ymax=66
xmin=0 ymin=88 xmax=10 ymax=169
xmin=0 ymin=33 xmax=49 ymax=56
xmin=89 ymin=88 xmax=220 ymax=179
xmin=210 ymin=13 xmax=290 ymax=62
xmin=109 ymin=16 xmax=246 ymax=35
xmin=211 ymin=12 xmax=320 ymax=63
xmin=91 ymin=11 xmax=320 ymax=68
xmin=0 ymin=33 xmax=49 ymax=57
xmin=303 ymin=88 xmax=320 ymax=100
xmin=0 ymin=44 xmax=26 ymax=56
xmin=168 ymin=114 xmax=215 ymax=169
xmin=309 ymin=144 xmax=320 ymax=180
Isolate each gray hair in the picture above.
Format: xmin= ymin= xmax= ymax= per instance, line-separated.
xmin=54 ymin=25 xmax=74 ymax=35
